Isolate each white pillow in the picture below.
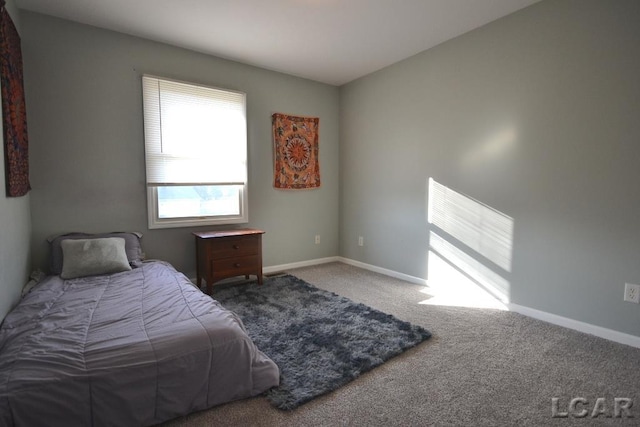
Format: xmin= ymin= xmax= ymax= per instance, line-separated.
xmin=61 ymin=237 xmax=132 ymax=279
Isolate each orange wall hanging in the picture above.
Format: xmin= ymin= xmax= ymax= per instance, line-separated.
xmin=272 ymin=113 xmax=320 ymax=190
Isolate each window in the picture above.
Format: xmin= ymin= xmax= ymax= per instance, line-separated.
xmin=142 ymin=75 xmax=248 ymax=228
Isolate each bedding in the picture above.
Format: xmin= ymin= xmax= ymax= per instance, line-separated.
xmin=0 ymin=261 xmax=279 ymax=426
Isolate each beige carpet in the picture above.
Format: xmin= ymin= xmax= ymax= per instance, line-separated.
xmin=160 ymin=262 xmax=640 ymax=426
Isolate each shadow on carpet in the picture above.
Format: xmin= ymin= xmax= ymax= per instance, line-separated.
xmin=213 ymin=274 xmax=432 ymax=410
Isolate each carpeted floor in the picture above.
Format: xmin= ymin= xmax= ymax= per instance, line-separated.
xmin=160 ymin=262 xmax=640 ymax=426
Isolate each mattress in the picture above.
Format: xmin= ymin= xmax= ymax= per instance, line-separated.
xmin=0 ymin=261 xmax=279 ymax=426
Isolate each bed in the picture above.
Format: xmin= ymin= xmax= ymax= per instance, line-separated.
xmin=0 ymin=233 xmax=279 ymax=426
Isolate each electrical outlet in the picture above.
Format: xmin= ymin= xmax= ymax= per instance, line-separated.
xmin=358 ymin=236 xmax=364 ymax=247
xmin=315 ymin=235 xmax=320 ymax=244
xmin=624 ymin=283 xmax=640 ymax=303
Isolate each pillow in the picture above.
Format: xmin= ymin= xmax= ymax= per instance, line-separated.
xmin=48 ymin=232 xmax=143 ymax=275
xmin=60 ymin=237 xmax=132 ymax=279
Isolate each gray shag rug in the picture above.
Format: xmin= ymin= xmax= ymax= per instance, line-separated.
xmin=213 ymin=274 xmax=431 ymax=410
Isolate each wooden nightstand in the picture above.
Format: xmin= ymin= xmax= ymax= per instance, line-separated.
xmin=193 ymin=229 xmax=265 ymax=294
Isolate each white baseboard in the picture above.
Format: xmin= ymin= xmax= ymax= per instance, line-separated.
xmin=336 ymin=257 xmax=640 ymax=349
xmin=508 ymin=303 xmax=640 ymax=349
xmin=264 ymin=256 xmax=341 ymax=275
xmin=337 ymin=257 xmax=428 ymax=286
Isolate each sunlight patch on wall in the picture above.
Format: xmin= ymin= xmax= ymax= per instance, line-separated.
xmin=423 ymin=178 xmax=514 ymax=310
xmin=429 ymin=231 xmax=509 ymax=303
xmin=428 ymin=177 xmax=514 ymax=272
xmin=419 ymin=250 xmax=508 ymax=310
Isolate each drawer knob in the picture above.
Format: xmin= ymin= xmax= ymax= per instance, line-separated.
xmin=234 ymin=263 xmax=241 ymax=268
xmin=233 ymin=245 xmax=240 ymax=250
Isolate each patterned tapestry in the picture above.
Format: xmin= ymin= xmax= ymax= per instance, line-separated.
xmin=272 ymin=113 xmax=320 ymax=190
xmin=1 ymin=3 xmax=30 ymax=197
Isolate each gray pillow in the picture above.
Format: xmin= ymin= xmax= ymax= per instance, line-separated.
xmin=60 ymin=237 xmax=132 ymax=279
xmin=49 ymin=232 xmax=143 ymax=275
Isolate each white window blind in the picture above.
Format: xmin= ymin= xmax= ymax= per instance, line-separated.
xmin=142 ymin=75 xmax=248 ymax=228
xmin=142 ymin=76 xmax=247 ymax=186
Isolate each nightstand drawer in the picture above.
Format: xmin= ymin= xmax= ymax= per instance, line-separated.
xmin=210 ymin=235 xmax=260 ymax=258
xmin=212 ymin=255 xmax=261 ymax=277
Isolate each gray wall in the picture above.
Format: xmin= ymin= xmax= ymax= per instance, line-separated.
xmin=340 ymin=0 xmax=640 ymax=336
xmin=0 ymin=0 xmax=31 ymax=320
xmin=21 ymin=12 xmax=340 ymax=277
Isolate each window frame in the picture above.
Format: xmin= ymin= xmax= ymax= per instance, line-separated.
xmin=141 ymin=75 xmax=249 ymax=229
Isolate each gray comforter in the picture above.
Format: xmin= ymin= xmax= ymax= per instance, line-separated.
xmin=0 ymin=261 xmax=279 ymax=426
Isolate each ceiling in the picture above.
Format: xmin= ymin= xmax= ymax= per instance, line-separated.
xmin=16 ymin=0 xmax=540 ymax=86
